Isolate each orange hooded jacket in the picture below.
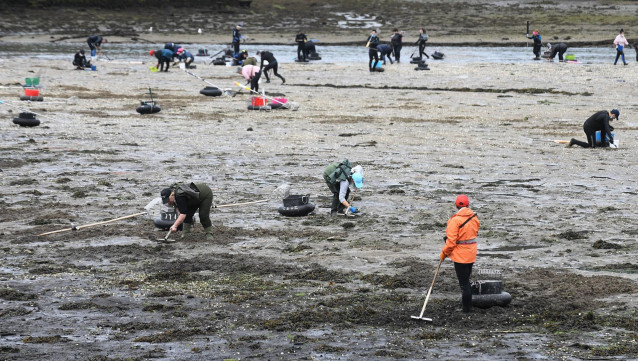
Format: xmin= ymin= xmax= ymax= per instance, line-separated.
xmin=442 ymin=207 xmax=480 ymax=264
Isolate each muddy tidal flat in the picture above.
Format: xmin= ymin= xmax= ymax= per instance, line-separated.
xmin=1 ymin=55 xmax=637 ymax=360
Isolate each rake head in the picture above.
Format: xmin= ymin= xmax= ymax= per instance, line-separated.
xmin=410 ymin=315 xmax=433 ymax=322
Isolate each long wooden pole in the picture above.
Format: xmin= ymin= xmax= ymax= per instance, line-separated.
xmin=214 ymin=199 xmax=268 ymax=208
xmin=38 ymin=212 xmax=147 ymax=236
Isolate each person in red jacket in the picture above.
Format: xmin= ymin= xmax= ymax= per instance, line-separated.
xmin=440 ymin=195 xmax=480 ymax=313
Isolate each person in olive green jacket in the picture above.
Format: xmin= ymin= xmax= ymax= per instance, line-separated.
xmin=161 ymin=182 xmax=214 ymax=240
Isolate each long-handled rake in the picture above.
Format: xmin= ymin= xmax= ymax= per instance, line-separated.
xmin=411 ymin=258 xmax=443 ymax=322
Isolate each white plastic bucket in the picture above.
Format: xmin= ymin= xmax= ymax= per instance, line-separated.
xmin=179 ymin=63 xmax=185 ymax=70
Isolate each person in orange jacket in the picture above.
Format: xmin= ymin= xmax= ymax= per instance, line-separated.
xmin=440 ymin=195 xmax=480 ymax=313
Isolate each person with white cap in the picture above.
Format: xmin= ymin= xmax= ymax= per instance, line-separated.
xmin=160 ymin=182 xmax=214 ymax=240
xmin=322 ymin=160 xmax=364 ymax=216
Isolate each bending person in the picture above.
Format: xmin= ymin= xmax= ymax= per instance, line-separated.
xmin=567 ymin=109 xmax=619 ymax=148
xmin=161 ymin=183 xmax=214 ymax=240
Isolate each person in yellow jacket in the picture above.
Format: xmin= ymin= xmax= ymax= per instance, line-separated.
xmin=440 ymin=195 xmax=480 ymax=312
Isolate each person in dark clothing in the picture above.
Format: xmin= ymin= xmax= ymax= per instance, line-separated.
xmin=416 ymin=28 xmax=430 ymax=59
xmin=377 ymin=44 xmax=394 ymax=65
xmin=73 ymin=49 xmax=90 ymax=69
xmin=257 ymin=51 xmax=285 ymax=84
xmin=150 ymin=49 xmax=174 ymax=72
xmin=87 ymin=35 xmax=107 ymax=57
xmin=567 ymin=109 xmax=619 ymax=148
xmin=391 ymin=28 xmax=403 ymax=63
xmin=295 ymin=31 xmax=308 ymax=61
xmin=305 ymin=41 xmax=317 ymax=57
xmin=548 ymin=43 xmax=568 ymax=61
xmin=177 ymin=48 xmax=195 ymax=68
xmin=232 ymin=25 xmax=243 ymax=57
xmin=323 ymin=160 xmax=363 ymax=216
xmin=366 ymin=29 xmax=380 ymax=72
xmin=161 ymin=183 xmax=214 ymax=240
xmin=526 ymin=30 xmax=542 ymax=59
xmin=164 ymin=43 xmax=182 ymax=60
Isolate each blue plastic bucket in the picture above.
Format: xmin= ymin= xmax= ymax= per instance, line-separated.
xmin=375 ymin=62 xmax=382 ymax=68
xmin=595 ymin=131 xmax=614 ymax=142
xmin=91 ymin=65 xmax=97 ymax=71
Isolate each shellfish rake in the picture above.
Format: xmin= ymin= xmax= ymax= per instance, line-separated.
xmin=411 ymin=258 xmax=443 ymax=322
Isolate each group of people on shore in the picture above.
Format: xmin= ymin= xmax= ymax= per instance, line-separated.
xmin=527 ymin=28 xmax=638 ymax=63
xmin=364 ymin=28 xmax=430 ymax=71
xmin=148 ymin=42 xmax=195 ymax=72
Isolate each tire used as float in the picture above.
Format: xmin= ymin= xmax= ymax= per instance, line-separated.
xmin=136 ymin=101 xmax=161 ymax=114
xmin=200 ymin=86 xmax=223 ymax=97
xmin=247 ymin=105 xmax=272 ymax=111
xmin=278 ymin=203 xmax=316 ymax=217
xmin=372 ymin=67 xmax=385 ymax=72
xmin=431 ymin=51 xmax=445 ymax=60
xmin=20 ymin=95 xmax=44 ymax=101
xmin=268 ymin=102 xmax=287 ymax=110
xmin=470 ymin=291 xmax=512 ymax=309
xmin=153 ymin=217 xmax=183 ymax=231
xmin=12 ymin=112 xmax=40 ymax=127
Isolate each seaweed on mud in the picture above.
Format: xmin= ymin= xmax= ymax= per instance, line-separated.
xmin=132 ymin=328 xmax=203 ymax=343
xmin=0 ymin=288 xmax=38 ymax=301
xmin=591 ymin=263 xmax=638 ymax=274
xmin=9 ymin=178 xmax=37 ymax=185
xmin=58 ymin=301 xmax=119 ymax=311
xmin=142 ymin=303 xmax=176 ymax=312
xmin=0 ymin=346 xmax=20 ymax=353
xmin=286 ymin=263 xmax=358 ymax=283
xmin=148 ymin=289 xmax=181 ymax=297
xmin=0 ymin=307 xmax=33 ymax=318
xmin=592 ymin=240 xmax=622 ymax=250
xmin=315 ymin=343 xmax=346 ymax=353
xmin=556 ymin=230 xmax=589 ymax=240
xmin=22 ymin=335 xmax=69 ymax=343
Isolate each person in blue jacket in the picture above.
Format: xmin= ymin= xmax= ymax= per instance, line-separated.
xmin=150 ymin=48 xmax=174 ymax=72
xmin=176 ymin=48 xmax=195 ymax=68
xmin=377 ymin=44 xmax=394 ymax=65
xmin=232 ymin=24 xmax=243 ymax=57
xmin=526 ymin=30 xmax=542 ymax=60
xmin=87 ymin=35 xmax=107 ymax=57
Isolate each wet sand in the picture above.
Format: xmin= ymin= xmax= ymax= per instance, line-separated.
xmin=1 ymin=55 xmax=637 ymax=360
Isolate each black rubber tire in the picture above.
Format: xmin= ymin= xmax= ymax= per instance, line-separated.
xmin=415 ymin=66 xmax=430 ymax=71
xmin=136 ymin=104 xmax=161 ymax=114
xmin=373 ymin=67 xmax=385 ymax=72
xmin=269 ymin=102 xmax=286 ymax=109
xmin=471 ymin=280 xmax=502 ymax=295
xmin=153 ymin=217 xmax=183 ymax=231
xmin=200 ymin=86 xmax=223 ymax=97
xmin=19 ymin=95 xmax=43 ymax=101
xmin=212 ymin=59 xmax=226 ymax=65
xmin=278 ymin=203 xmax=316 ymax=217
xmin=13 ymin=117 xmax=40 ymax=127
xmin=432 ymin=52 xmax=444 ymax=60
xmin=308 ymin=56 xmax=321 ymax=60
xmin=247 ymin=105 xmax=272 ymax=111
xmin=295 ymin=59 xmax=310 ymax=63
xmin=470 ymin=291 xmax=512 ymax=309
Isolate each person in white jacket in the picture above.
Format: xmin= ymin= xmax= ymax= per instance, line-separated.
xmin=613 ymin=29 xmax=629 ymax=65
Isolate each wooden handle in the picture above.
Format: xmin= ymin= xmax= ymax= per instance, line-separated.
xmin=38 ymin=212 xmax=147 ymax=236
xmin=214 ymin=199 xmax=268 ymax=208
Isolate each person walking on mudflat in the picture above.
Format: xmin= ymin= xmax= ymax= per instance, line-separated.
xmin=161 ymin=183 xmax=214 ymax=240
xmin=366 ymin=29 xmax=380 ymax=72
xmin=391 ymin=28 xmax=403 ymax=63
xmin=440 ymin=195 xmax=480 ymax=313
xmin=257 ymin=51 xmax=286 ymax=84
xmin=613 ymin=29 xmax=629 ymax=66
xmin=567 ymin=109 xmax=619 ymax=148
xmin=526 ymin=29 xmax=542 ymax=60
xmin=416 ymin=28 xmax=430 ymax=59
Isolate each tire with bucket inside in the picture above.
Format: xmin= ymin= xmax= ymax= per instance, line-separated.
xmin=247 ymin=105 xmax=272 ymax=111
xmin=200 ymin=86 xmax=223 ymax=97
xmin=19 ymin=95 xmax=43 ymax=101
xmin=278 ymin=203 xmax=316 ymax=217
xmin=13 ymin=112 xmax=40 ymax=127
xmin=136 ymin=101 xmax=161 ymax=114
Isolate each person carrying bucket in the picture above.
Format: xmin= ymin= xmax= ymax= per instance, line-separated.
xmin=257 ymin=51 xmax=286 ymax=84
xmin=415 ymin=28 xmax=429 ymax=59
xmin=440 ymin=195 xmax=480 ymax=313
xmin=566 ymin=109 xmax=619 ymax=148
xmin=323 ymin=160 xmax=363 ymax=216
xmin=526 ymin=29 xmax=542 ymax=60
xmin=366 ymin=29 xmax=380 ymax=72
xmin=161 ymin=183 xmax=214 ymax=240
xmin=237 ymin=65 xmax=261 ymax=92
xmin=613 ymin=29 xmax=629 ymax=66
xmin=86 ymin=35 xmax=107 ymax=57
xmin=150 ymin=48 xmax=174 ymax=72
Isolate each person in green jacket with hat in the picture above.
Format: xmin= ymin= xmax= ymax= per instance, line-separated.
xmin=323 ymin=160 xmax=364 ymax=216
xmin=161 ymin=182 xmax=214 ymax=240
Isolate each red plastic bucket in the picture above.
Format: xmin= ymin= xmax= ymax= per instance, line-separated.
xmin=24 ymin=88 xmax=40 ymax=97
xmin=251 ymin=97 xmax=266 ymax=106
